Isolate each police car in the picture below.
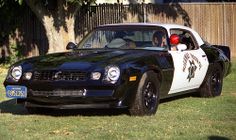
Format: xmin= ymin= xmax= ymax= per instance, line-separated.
xmin=4 ymin=23 xmax=231 ymax=115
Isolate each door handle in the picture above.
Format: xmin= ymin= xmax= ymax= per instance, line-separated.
xmin=202 ymin=55 xmax=206 ymax=57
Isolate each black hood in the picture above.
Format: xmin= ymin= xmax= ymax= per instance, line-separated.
xmin=20 ymin=49 xmax=157 ymax=71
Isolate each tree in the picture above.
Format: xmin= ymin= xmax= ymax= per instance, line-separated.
xmin=1 ymin=0 xmax=94 ymax=55
xmin=0 ymin=0 xmax=27 ymax=63
xmin=23 ymin=0 xmax=94 ymax=53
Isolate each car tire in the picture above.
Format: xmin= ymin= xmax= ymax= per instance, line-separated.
xmin=129 ymin=71 xmax=160 ymax=116
xmin=199 ymin=63 xmax=223 ymax=97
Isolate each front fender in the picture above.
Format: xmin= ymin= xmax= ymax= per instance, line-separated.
xmin=118 ymin=53 xmax=174 ymax=106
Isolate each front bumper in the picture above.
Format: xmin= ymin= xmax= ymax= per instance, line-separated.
xmin=19 ymin=88 xmax=128 ymax=109
xmin=4 ymin=74 xmax=139 ymax=109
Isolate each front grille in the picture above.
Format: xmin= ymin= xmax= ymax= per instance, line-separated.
xmin=30 ymin=89 xmax=86 ymax=97
xmin=33 ymin=70 xmax=87 ymax=81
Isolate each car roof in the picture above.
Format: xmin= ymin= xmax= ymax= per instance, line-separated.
xmin=98 ymin=23 xmax=190 ymax=30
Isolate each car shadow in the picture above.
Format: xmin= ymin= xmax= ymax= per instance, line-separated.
xmin=160 ymin=92 xmax=199 ymax=104
xmin=0 ymin=99 xmax=129 ymax=116
xmin=48 ymin=108 xmax=129 ymax=117
xmin=208 ymin=136 xmax=230 ymax=140
xmin=0 ymin=93 xmax=199 ymax=116
xmin=0 ymin=99 xmax=28 ymax=115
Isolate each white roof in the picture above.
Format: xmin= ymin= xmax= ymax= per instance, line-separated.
xmin=98 ymin=23 xmax=204 ymax=46
xmin=99 ymin=22 xmax=189 ymax=29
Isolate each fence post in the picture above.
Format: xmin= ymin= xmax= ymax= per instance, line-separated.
xmin=143 ymin=3 xmax=146 ymax=23
xmin=223 ymin=3 xmax=226 ymax=46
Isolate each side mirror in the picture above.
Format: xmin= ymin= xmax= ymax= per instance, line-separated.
xmin=66 ymin=42 xmax=77 ymax=50
xmin=177 ymin=44 xmax=187 ymax=51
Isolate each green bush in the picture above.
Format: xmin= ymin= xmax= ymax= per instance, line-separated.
xmin=0 ymin=43 xmax=25 ymax=66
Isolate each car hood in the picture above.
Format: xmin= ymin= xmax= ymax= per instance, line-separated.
xmin=21 ymin=49 xmax=155 ymax=71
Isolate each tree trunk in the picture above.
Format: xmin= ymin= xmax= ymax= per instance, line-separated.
xmin=25 ymin=0 xmax=79 ymax=54
xmin=42 ymin=15 xmax=76 ymax=53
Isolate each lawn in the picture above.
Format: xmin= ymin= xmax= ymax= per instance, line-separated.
xmin=0 ymin=61 xmax=236 ymax=140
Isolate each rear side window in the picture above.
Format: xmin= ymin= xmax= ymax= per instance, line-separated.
xmin=170 ymin=29 xmax=199 ymax=50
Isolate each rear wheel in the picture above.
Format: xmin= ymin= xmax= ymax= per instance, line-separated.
xmin=129 ymin=71 xmax=160 ymax=116
xmin=199 ymin=63 xmax=223 ymax=97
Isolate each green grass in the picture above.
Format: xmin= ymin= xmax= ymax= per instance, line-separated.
xmin=0 ymin=62 xmax=236 ymax=140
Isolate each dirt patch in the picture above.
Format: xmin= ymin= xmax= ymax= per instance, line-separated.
xmin=230 ymin=93 xmax=236 ymax=96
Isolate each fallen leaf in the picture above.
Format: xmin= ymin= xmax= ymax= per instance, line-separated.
xmin=50 ymin=130 xmax=60 ymax=134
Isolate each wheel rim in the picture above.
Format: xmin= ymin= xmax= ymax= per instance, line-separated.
xmin=143 ymin=81 xmax=157 ymax=111
xmin=211 ymin=69 xmax=222 ymax=95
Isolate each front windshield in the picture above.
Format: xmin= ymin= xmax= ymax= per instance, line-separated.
xmin=77 ymin=26 xmax=168 ymax=50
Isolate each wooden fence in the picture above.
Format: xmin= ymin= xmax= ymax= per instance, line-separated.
xmin=76 ymin=3 xmax=236 ymax=58
xmin=1 ymin=3 xmax=236 ymax=58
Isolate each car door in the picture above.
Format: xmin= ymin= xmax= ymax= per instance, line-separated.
xmin=168 ymin=29 xmax=209 ymax=94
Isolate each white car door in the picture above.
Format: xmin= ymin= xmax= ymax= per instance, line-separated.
xmin=168 ymin=29 xmax=209 ymax=94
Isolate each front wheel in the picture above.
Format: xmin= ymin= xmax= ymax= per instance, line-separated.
xmin=129 ymin=71 xmax=160 ymax=116
xmin=199 ymin=63 xmax=223 ymax=97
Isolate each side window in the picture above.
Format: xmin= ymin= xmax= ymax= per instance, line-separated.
xmin=170 ymin=29 xmax=198 ymax=50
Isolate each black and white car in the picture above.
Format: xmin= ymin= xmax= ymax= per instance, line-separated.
xmin=4 ymin=23 xmax=231 ymax=115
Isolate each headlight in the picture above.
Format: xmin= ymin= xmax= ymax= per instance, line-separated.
xmin=11 ymin=66 xmax=22 ymax=81
xmin=104 ymin=65 xmax=120 ymax=84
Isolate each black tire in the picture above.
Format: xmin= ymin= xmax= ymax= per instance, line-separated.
xmin=129 ymin=71 xmax=160 ymax=116
xmin=199 ymin=63 xmax=223 ymax=97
